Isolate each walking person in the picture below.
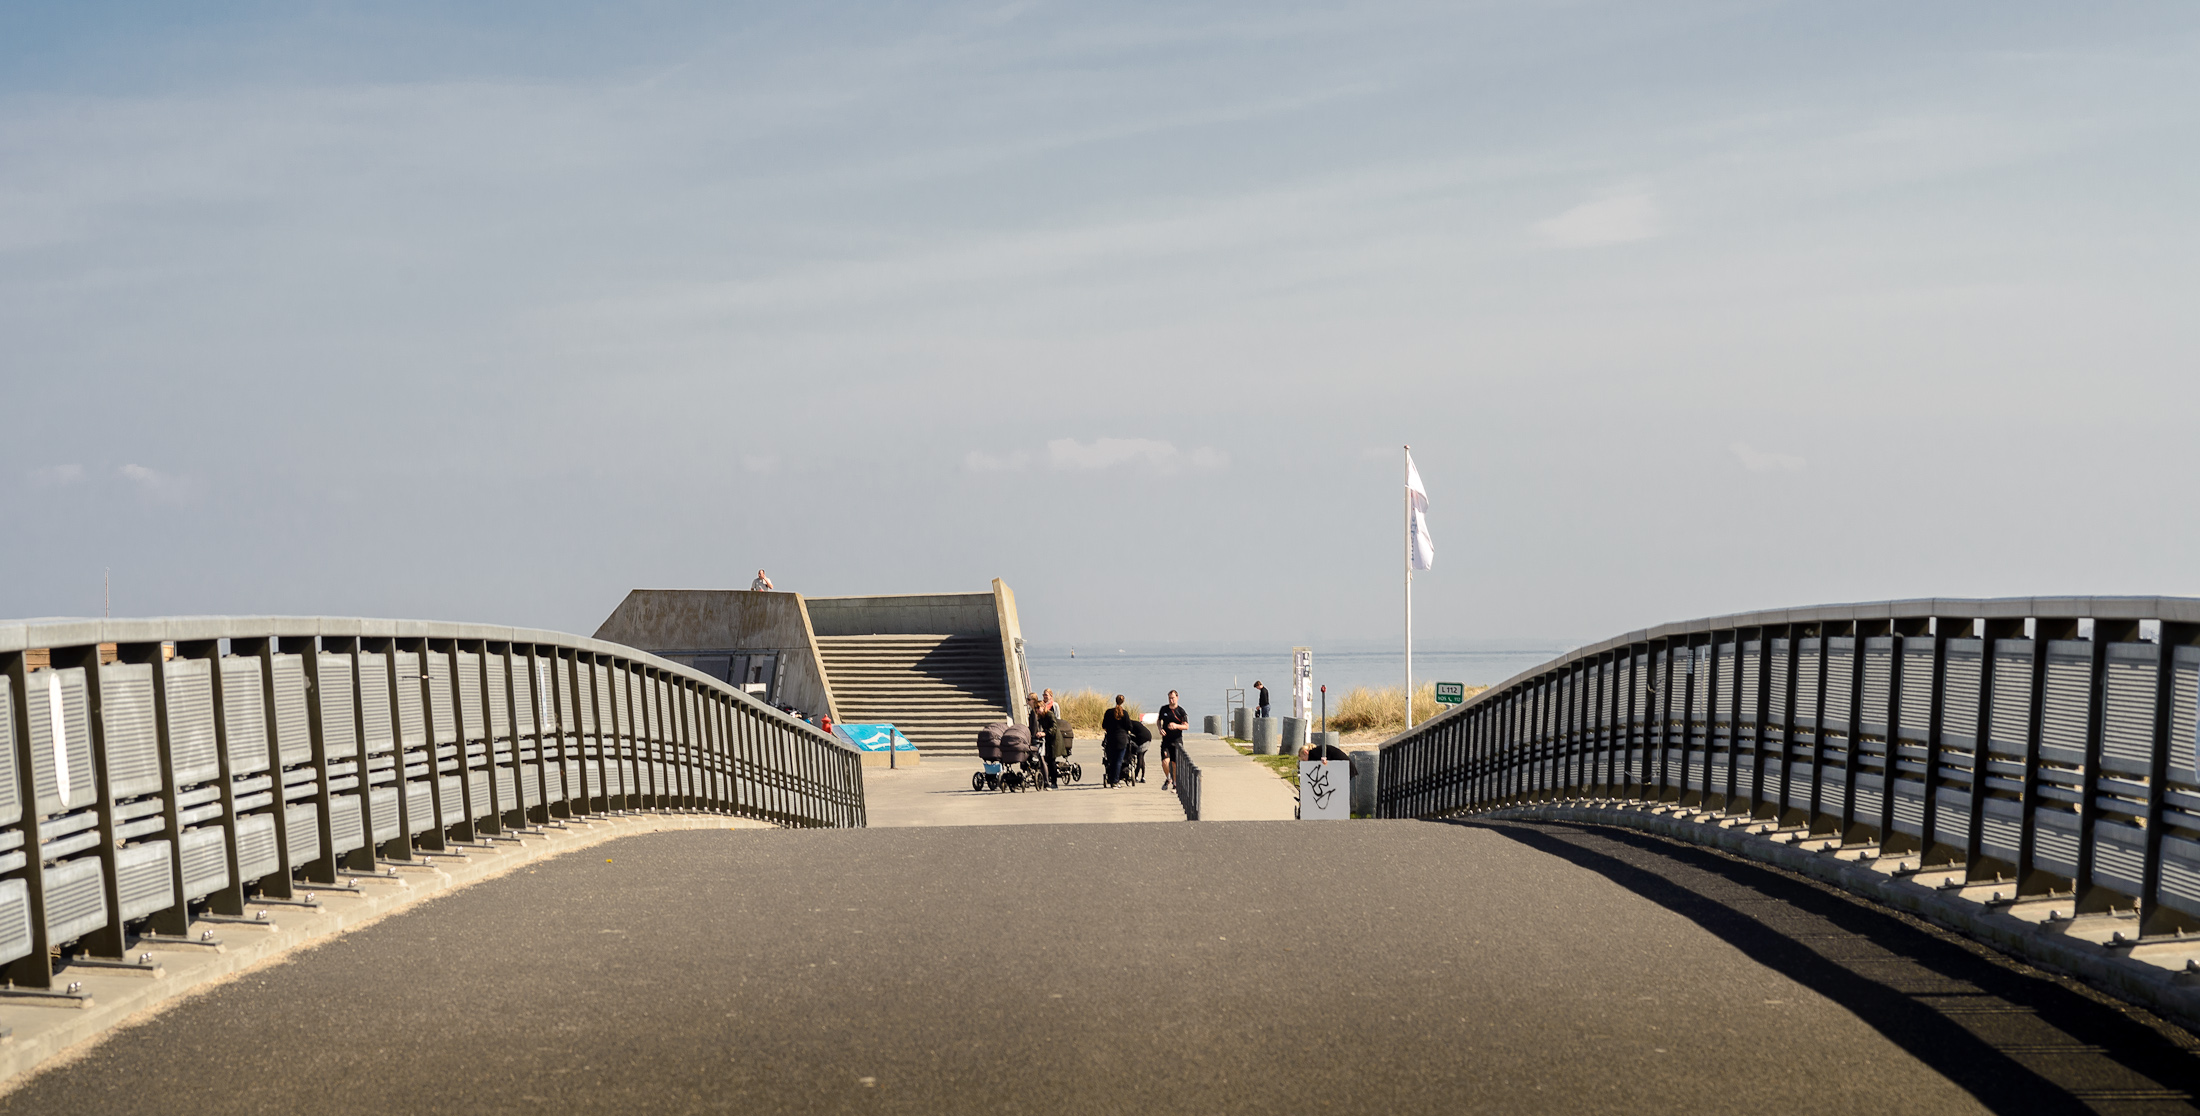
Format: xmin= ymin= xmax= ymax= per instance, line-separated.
xmin=1157 ymin=690 xmax=1188 ymax=791
xmin=1101 ymin=694 xmax=1135 ymax=788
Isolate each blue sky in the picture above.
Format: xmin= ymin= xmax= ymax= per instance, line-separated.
xmin=3 ymin=2 xmax=2197 ymax=648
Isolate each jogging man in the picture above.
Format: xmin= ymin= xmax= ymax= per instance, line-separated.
xmin=1157 ymin=690 xmax=1189 ymax=790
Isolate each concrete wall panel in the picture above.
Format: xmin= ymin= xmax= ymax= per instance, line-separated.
xmin=591 ymin=591 xmax=834 ymax=720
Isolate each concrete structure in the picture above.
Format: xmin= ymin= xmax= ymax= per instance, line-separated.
xmin=594 ymin=579 xmax=1029 ymax=753
xmin=1251 ymin=715 xmax=1279 ymax=755
xmin=592 ymin=590 xmax=833 ymax=719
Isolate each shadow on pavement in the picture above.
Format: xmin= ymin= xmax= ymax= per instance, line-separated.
xmin=1470 ymin=819 xmax=2200 ymax=1116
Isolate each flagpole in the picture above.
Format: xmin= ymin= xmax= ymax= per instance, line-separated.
xmin=1404 ymin=444 xmax=1413 ymax=731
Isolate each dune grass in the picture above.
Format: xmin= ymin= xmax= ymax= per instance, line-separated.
xmin=1060 ymin=689 xmax=1144 ymax=734
xmin=1317 ymin=683 xmax=1486 ymax=736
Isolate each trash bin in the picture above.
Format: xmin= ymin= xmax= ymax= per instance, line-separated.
xmin=1252 ymin=716 xmax=1280 ymax=755
xmin=1349 ymin=748 xmax=1380 ymax=816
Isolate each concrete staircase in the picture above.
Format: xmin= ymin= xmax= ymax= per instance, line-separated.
xmin=816 ymin=634 xmax=1012 ymax=754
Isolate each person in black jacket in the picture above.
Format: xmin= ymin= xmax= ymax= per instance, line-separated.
xmin=1157 ymin=690 xmax=1188 ymax=790
xmin=1101 ymin=694 xmax=1135 ymax=787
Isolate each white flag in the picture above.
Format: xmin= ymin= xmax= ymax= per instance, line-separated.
xmin=1406 ymin=451 xmax=1434 ymax=571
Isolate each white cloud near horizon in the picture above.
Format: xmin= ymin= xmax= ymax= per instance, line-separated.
xmin=1534 ymin=191 xmax=1663 ymax=247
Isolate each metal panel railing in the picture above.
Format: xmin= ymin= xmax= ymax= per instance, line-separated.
xmin=1176 ymin=746 xmax=1202 ymax=821
xmin=0 ymin=615 xmax=864 ymax=997
xmin=1376 ymin=596 xmax=2200 ymax=940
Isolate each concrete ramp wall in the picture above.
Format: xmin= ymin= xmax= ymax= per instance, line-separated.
xmin=592 ymin=590 xmax=834 ymax=721
xmin=803 ymin=593 xmax=1001 ymax=638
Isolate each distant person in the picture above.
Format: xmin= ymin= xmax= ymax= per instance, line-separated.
xmin=1157 ymin=690 xmax=1188 ymax=790
xmin=1035 ymin=690 xmax=1064 ymax=786
xmin=1254 ymin=681 xmax=1271 ymax=718
xmin=1101 ymin=694 xmax=1135 ymax=787
xmin=751 ymin=569 xmax=774 ymax=591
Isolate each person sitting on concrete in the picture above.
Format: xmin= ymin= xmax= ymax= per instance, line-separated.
xmin=1101 ymin=695 xmax=1135 ymax=787
xmin=1157 ymin=690 xmax=1188 ymax=791
xmin=750 ymin=569 xmax=774 ymax=591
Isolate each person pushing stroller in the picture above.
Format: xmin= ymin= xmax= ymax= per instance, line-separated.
xmin=1101 ymin=695 xmax=1137 ymax=787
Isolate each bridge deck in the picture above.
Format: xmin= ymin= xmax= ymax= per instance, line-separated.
xmin=8 ymin=821 xmax=2193 ymax=1114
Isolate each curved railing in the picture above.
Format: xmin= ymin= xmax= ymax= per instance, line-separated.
xmin=1377 ymin=596 xmax=2200 ymax=938
xmin=0 ymin=616 xmax=864 ymax=995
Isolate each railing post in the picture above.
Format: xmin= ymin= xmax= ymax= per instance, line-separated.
xmin=2141 ymin=622 xmax=2194 ymax=936
xmin=2017 ymin=618 xmax=2069 ymax=898
xmin=1967 ymin=619 xmax=2021 ymax=883
xmin=2 ymin=647 xmax=59 ymax=989
xmin=2075 ymin=619 xmax=2132 ymax=914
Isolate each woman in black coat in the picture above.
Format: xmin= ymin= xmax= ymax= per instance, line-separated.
xmin=1100 ymin=694 xmax=1134 ymax=787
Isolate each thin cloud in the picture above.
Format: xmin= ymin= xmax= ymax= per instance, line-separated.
xmin=1046 ymin=438 xmax=1227 ymax=473
xmin=1535 ymin=191 xmax=1662 ymax=248
xmin=1730 ymin=443 xmax=1806 ymax=472
xmin=963 ymin=449 xmax=1031 ymax=472
xmin=118 ymin=463 xmax=200 ymax=504
xmin=28 ymin=463 xmax=85 ymax=486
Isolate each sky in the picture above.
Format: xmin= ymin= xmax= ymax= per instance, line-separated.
xmin=2 ymin=2 xmax=2197 ymax=650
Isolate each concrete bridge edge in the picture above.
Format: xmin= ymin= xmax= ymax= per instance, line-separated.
xmin=1469 ymin=802 xmax=2200 ymax=1034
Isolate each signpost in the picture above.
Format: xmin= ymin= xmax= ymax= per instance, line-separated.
xmin=1292 ymin=647 xmax=1314 ymax=723
xmin=1434 ymin=682 xmax=1466 ymax=706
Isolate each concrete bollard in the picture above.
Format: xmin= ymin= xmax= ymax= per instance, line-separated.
xmin=1349 ymin=748 xmax=1380 ymax=817
xmin=1311 ymin=731 xmax=1340 ymax=752
xmin=1282 ymin=716 xmax=1307 ymax=756
xmin=1251 ymin=716 xmax=1279 ymax=755
xmin=1203 ymin=714 xmax=1222 ymax=736
xmin=1231 ymin=707 xmax=1251 ymax=740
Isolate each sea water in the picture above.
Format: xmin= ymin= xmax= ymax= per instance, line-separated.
xmin=1022 ymin=639 xmax=1573 ymax=725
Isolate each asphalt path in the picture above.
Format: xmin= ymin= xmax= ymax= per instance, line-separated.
xmin=8 ymin=820 xmax=2199 ymax=1115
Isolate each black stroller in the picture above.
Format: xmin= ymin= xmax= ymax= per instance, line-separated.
xmin=1114 ymin=720 xmax=1152 ymax=787
xmin=973 ymin=723 xmax=1043 ymax=792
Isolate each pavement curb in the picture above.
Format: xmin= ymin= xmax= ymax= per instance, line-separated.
xmin=0 ymin=812 xmax=776 ymax=1094
xmin=1478 ymin=802 xmax=2200 ymax=1033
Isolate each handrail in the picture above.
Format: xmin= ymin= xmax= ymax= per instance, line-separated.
xmin=1176 ymin=746 xmax=1202 ymax=821
xmin=0 ymin=615 xmax=865 ymax=995
xmin=1376 ymin=596 xmax=2200 ymax=939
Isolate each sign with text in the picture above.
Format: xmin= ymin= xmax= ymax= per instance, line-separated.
xmin=1292 ymin=646 xmax=1314 ymax=722
xmin=1299 ymin=760 xmax=1350 ymax=820
xmin=1433 ymin=682 xmax=1466 ymax=705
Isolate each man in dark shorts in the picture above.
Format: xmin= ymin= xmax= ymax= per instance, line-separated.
xmin=1157 ymin=690 xmax=1189 ymax=790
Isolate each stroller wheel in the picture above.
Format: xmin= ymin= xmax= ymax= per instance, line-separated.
xmin=971 ymin=772 xmax=986 ymax=792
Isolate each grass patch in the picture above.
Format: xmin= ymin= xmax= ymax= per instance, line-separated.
xmin=1317 ymin=683 xmax=1487 ymax=735
xmin=1227 ymin=740 xmax=1301 ymax=786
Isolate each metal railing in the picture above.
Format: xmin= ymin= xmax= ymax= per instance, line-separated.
xmin=1176 ymin=745 xmax=1202 ymax=821
xmin=1376 ymin=597 xmax=2200 ymax=939
xmin=0 ymin=615 xmax=865 ymax=995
